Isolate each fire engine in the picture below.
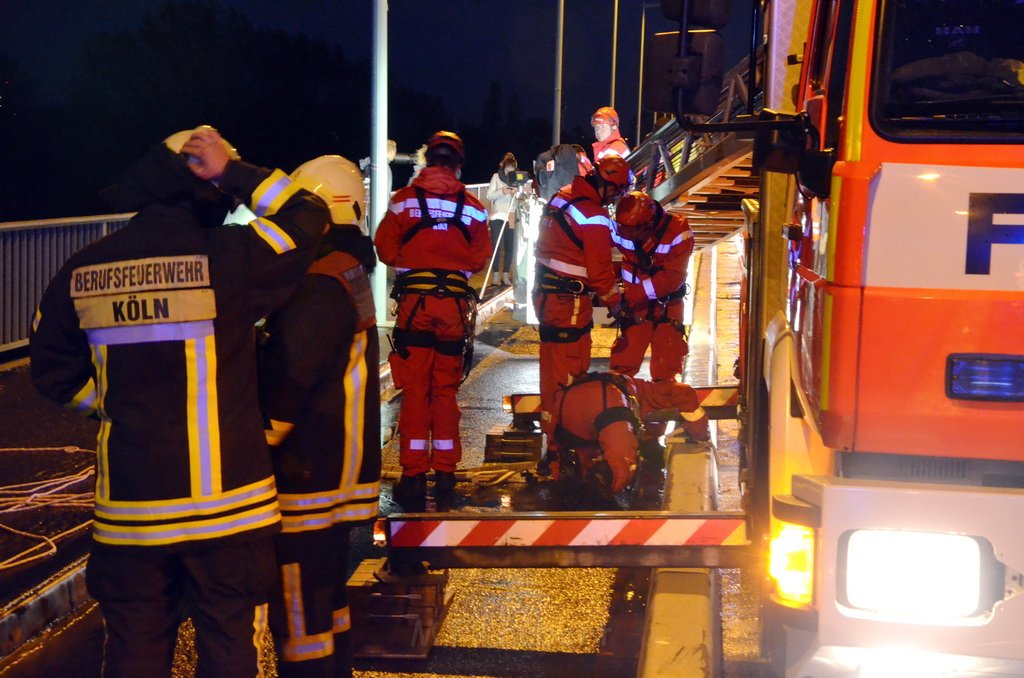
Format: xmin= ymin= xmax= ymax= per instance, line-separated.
xmin=663 ymin=0 xmax=1024 ymax=674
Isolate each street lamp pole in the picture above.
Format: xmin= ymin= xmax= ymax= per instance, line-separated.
xmin=370 ymin=0 xmax=388 ymax=323
xmin=636 ymin=2 xmax=661 ymax=144
xmin=552 ymin=0 xmax=565 ymax=145
xmin=610 ymin=0 xmax=619 ymax=106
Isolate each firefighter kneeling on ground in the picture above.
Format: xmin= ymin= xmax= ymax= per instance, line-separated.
xmin=544 ymin=372 xmax=710 ymax=498
xmin=610 ymin=190 xmax=695 ymax=381
xmin=374 ymin=131 xmax=491 ymax=505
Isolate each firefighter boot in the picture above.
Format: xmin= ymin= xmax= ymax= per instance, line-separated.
xmin=434 ymin=470 xmax=457 ymax=494
xmin=638 ymin=439 xmax=666 ymax=471
xmin=394 ymin=473 xmax=427 ymax=508
xmin=536 ymin=448 xmax=558 ymax=478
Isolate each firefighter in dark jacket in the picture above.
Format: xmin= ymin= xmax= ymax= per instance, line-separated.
xmin=610 ymin=191 xmax=695 ymax=381
xmin=374 ymin=131 xmax=491 ymax=503
xmin=259 ymin=155 xmax=381 ymax=677
xmin=532 ymin=156 xmax=633 ymax=466
xmin=29 ymin=126 xmax=327 ymax=678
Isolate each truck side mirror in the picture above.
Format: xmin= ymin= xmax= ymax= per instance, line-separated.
xmin=798 ymin=150 xmax=836 ymax=198
xmin=751 ymin=110 xmax=835 ymax=198
xmin=643 ymin=30 xmax=725 ymax=117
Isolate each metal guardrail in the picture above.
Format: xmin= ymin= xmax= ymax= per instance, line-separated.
xmin=0 ymin=214 xmax=132 ymax=353
xmin=0 ymin=184 xmax=490 ymax=356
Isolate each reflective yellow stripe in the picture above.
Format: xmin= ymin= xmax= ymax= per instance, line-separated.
xmin=821 ymin=294 xmax=833 ymax=411
xmin=681 ymin=406 xmax=706 ymax=422
xmin=92 ymin=503 xmax=280 ymax=546
xmin=253 ymin=169 xmax=301 ymax=217
xmin=250 ymin=217 xmax=297 ymax=254
xmin=844 ymin=0 xmax=875 ymax=163
xmin=32 ymin=308 xmax=41 ymax=332
xmin=95 ymin=503 xmax=280 ymax=533
xmin=94 ymin=476 xmax=277 ymax=515
xmin=282 ymin=632 xmax=333 ymax=662
xmin=342 ymin=331 xmax=368 ymax=488
xmin=278 ymin=481 xmax=380 ymax=509
xmin=186 ymin=338 xmax=202 ymax=494
xmin=90 ymin=345 xmax=110 ymax=500
xmin=67 ymin=378 xmax=98 ymax=415
xmin=280 ymin=563 xmax=335 ymax=661
xmin=282 ymin=562 xmax=305 ymax=637
xmin=279 ymin=500 xmax=380 ymax=533
xmin=186 ymin=336 xmax=222 ymax=497
xmin=204 ymin=334 xmax=222 ymax=494
xmin=253 ymin=602 xmax=269 ymax=678
xmin=333 ymin=606 xmax=351 ymax=634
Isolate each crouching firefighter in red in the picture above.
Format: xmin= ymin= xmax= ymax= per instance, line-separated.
xmin=610 ymin=191 xmax=694 ymax=381
xmin=374 ymin=131 xmax=491 ymax=503
xmin=547 ymin=373 xmax=711 ymax=495
xmin=532 ymin=155 xmax=633 ymax=456
xmin=549 ymin=371 xmax=642 ymax=494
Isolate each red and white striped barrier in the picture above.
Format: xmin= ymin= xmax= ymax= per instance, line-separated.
xmin=388 ymin=515 xmax=746 ymax=549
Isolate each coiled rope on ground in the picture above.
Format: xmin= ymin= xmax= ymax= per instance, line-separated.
xmin=0 ymin=447 xmax=95 ymax=570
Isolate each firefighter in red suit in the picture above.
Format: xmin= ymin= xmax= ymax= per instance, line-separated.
xmin=374 ymin=131 xmax=491 ymax=503
xmin=532 ymin=156 xmax=634 ymax=461
xmin=591 ymin=106 xmax=631 ymax=161
xmin=610 ymin=191 xmax=695 ymax=381
xmin=548 ymin=373 xmax=709 ymax=494
xmin=259 ymin=155 xmax=381 ymax=678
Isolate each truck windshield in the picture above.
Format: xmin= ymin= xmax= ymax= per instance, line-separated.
xmin=873 ymin=0 xmax=1024 ymax=140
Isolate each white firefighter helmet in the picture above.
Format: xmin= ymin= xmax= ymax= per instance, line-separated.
xmin=291 ymin=155 xmax=366 ymax=230
xmin=163 ymin=125 xmax=240 ymax=160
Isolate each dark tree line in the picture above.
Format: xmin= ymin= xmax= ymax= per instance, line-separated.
xmin=1 ymin=1 xmax=555 ymax=222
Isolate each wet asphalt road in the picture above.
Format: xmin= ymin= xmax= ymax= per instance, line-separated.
xmin=0 ymin=240 xmax=772 ymax=677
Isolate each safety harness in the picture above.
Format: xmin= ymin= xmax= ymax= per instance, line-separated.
xmin=553 ymin=372 xmax=642 ymax=451
xmin=620 ymin=212 xmax=688 ymax=330
xmin=535 ymin=196 xmax=597 ymax=343
xmin=394 ymin=181 xmax=481 ymax=380
xmin=389 ymin=186 xmax=480 ymax=378
xmin=400 ymin=187 xmax=471 ymax=246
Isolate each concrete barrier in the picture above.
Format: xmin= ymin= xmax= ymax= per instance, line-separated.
xmin=636 ymin=436 xmax=723 ymax=677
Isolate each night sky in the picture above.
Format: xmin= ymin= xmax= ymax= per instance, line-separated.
xmin=5 ymin=0 xmax=750 ymax=149
xmin=2 ymin=0 xmax=752 ymax=220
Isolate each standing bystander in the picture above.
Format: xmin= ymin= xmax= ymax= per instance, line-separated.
xmin=485 ymin=152 xmax=521 ymax=287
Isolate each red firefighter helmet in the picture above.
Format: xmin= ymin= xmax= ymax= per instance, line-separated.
xmin=425 ymin=130 xmax=465 ymax=164
xmin=594 ymin=156 xmax=635 ymax=197
xmin=591 ymin=106 xmax=620 ymax=127
xmin=615 ymin=191 xmax=661 ymax=240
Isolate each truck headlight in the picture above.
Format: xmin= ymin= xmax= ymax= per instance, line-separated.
xmin=770 ymin=523 xmax=815 ymax=605
xmin=839 ymin=530 xmax=997 ymax=622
